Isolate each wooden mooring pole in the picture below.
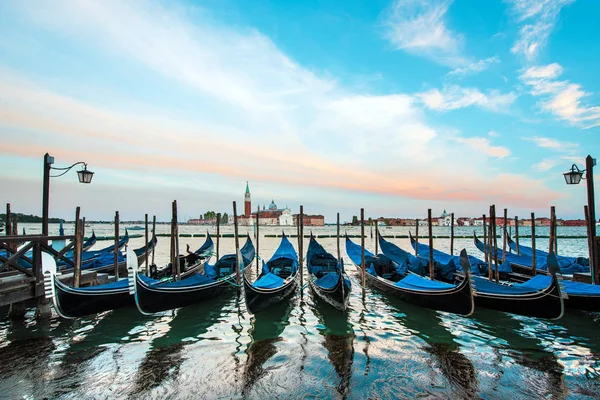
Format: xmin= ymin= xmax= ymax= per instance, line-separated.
xmin=151 ymin=215 xmax=156 ymax=266
xmin=502 ymin=208 xmax=507 ymax=263
xmin=256 ymin=206 xmax=260 ymax=276
xmin=549 ymin=206 xmax=556 ymax=254
xmin=145 ymin=214 xmax=149 ymax=275
xmin=492 ymin=205 xmax=499 ymax=283
xmin=360 ymin=208 xmax=365 ymax=290
xmin=483 ymin=214 xmax=490 ymax=280
xmin=415 ymin=219 xmax=419 ymax=256
xmin=216 ymin=213 xmax=221 ymax=260
xmin=173 ymin=200 xmax=180 ymax=281
xmin=531 ymin=212 xmax=537 ymax=275
xmin=299 ymin=205 xmax=304 ymax=290
xmin=233 ymin=201 xmax=240 ymax=285
xmin=428 ymin=209 xmax=434 ymax=280
xmin=515 ymin=216 xmax=520 ymax=254
xmin=74 ymin=219 xmax=83 ymax=288
xmin=375 ymin=220 xmax=379 ymax=256
xmin=336 ymin=213 xmax=341 ymax=262
xmin=114 ymin=211 xmax=119 ymax=280
xmin=5 ymin=203 xmax=11 ymax=239
xmin=450 ymin=213 xmax=454 ymax=255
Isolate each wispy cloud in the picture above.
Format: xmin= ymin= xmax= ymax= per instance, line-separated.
xmin=380 ymin=0 xmax=466 ymax=67
xmin=446 ymin=56 xmax=500 ymax=78
xmin=453 ymin=136 xmax=511 ymax=158
xmin=519 ymin=64 xmax=600 ymax=128
xmin=523 ymin=135 xmax=582 ymax=172
xmin=507 ymin=0 xmax=574 ymax=60
xmin=522 ymin=135 xmax=578 ymax=150
xmin=417 ymin=85 xmax=517 ymax=111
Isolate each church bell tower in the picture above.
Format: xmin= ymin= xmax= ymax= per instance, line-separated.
xmin=244 ymin=182 xmax=251 ymax=217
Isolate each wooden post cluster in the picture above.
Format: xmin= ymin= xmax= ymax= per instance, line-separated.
xmin=531 ymin=212 xmax=537 ymax=275
xmin=114 ymin=211 xmax=119 ymax=280
xmin=428 ymin=209 xmax=434 ymax=280
xmin=233 ymin=201 xmax=240 ymax=285
xmin=360 ymin=208 xmax=365 ymax=289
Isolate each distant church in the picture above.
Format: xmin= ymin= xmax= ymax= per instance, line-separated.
xmin=238 ymin=182 xmax=293 ymax=226
xmin=237 ymin=182 xmax=323 ymax=226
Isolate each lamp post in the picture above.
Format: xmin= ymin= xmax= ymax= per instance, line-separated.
xmin=42 ymin=153 xmax=94 ymax=237
xmin=564 ymin=155 xmax=597 ymax=284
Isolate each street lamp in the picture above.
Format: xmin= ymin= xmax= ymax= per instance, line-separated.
xmin=42 ymin=153 xmax=94 ymax=237
xmin=563 ymin=164 xmax=584 ymax=185
xmin=564 ymin=155 xmax=597 ymax=284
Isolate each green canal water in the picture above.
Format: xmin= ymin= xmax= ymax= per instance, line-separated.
xmin=1 ymin=224 xmax=599 ymax=399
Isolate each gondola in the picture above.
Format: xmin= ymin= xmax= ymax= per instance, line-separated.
xmin=459 ymin=251 xmax=565 ymax=319
xmin=82 ymin=231 xmax=97 ymax=251
xmin=43 ymin=236 xmax=157 ymax=318
xmin=43 ymin=245 xmax=141 ymax=319
xmin=407 ymin=232 xmax=489 ymax=276
xmin=475 ymin=234 xmax=600 ymax=311
xmin=150 ymin=232 xmax=215 ymax=280
xmin=505 ymin=232 xmax=589 ymax=272
xmin=62 ymin=235 xmax=156 ymax=275
xmin=132 ymin=236 xmax=255 ymax=314
xmin=243 ymin=234 xmax=299 ymax=314
xmin=306 ymin=235 xmax=351 ymax=311
xmin=345 ymin=236 xmax=474 ymax=316
xmin=397 ymin=234 xmax=564 ymax=319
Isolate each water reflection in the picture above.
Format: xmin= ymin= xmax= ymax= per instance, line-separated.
xmin=133 ymin=295 xmax=231 ymax=395
xmin=311 ymin=295 xmax=355 ymax=398
xmin=382 ymin=295 xmax=478 ymax=398
xmin=242 ymin=300 xmax=294 ymax=397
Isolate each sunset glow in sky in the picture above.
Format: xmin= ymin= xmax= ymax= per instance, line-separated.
xmin=1 ymin=0 xmax=599 ymax=222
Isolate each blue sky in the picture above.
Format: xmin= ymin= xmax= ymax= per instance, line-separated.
xmin=0 ymin=0 xmax=599 ymax=222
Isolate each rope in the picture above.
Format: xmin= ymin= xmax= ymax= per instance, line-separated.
xmin=222 ymin=277 xmax=242 ymax=288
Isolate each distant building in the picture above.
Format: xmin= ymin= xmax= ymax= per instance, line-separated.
xmin=563 ymin=219 xmax=587 ymax=226
xmin=293 ymin=214 xmax=325 ymax=226
xmin=279 ymin=208 xmax=293 ymax=225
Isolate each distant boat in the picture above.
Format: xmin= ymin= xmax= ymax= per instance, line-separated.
xmin=127 ymin=226 xmax=145 ymax=231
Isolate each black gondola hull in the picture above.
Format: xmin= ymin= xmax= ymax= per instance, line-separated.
xmin=134 ymin=274 xmax=234 ymax=314
xmin=243 ymin=274 xmax=298 ymax=315
xmin=362 ymin=271 xmax=474 ymax=316
xmin=309 ymin=274 xmax=351 ymax=312
xmin=456 ymin=274 xmax=564 ymax=319
xmin=54 ymin=278 xmax=132 ymax=318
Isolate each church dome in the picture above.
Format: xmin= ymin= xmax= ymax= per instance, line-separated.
xmin=269 ymin=200 xmax=277 ymax=210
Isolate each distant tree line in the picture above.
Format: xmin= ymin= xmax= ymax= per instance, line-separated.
xmin=202 ymin=211 xmax=229 ymax=224
xmin=349 ymin=216 xmax=375 ymax=226
xmin=0 ymin=213 xmax=63 ymax=223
